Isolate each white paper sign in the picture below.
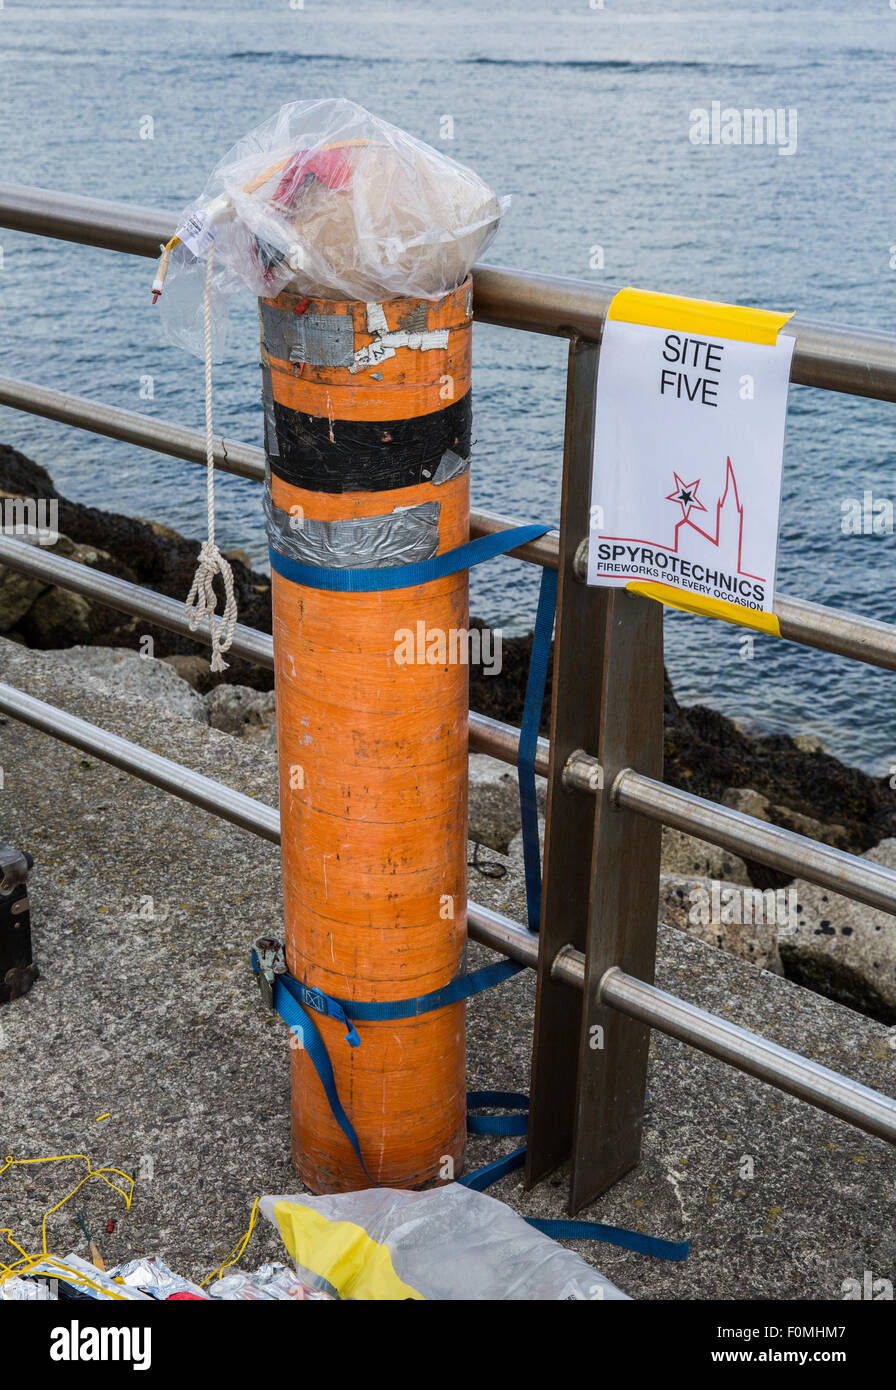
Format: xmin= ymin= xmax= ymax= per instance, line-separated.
xmin=587 ymin=316 xmax=795 ymax=623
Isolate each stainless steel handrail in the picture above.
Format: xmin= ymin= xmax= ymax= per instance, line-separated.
xmin=3 ymin=181 xmax=896 ymax=1164
xmin=0 ymin=375 xmax=265 ymax=483
xmin=3 ymin=182 xmax=896 ymax=401
xmin=611 ymin=765 xmax=896 ymax=916
xmin=596 ymin=967 xmax=896 ymax=1144
xmin=0 ymin=532 xmax=275 ymax=668
xmin=3 ymin=375 xmax=896 ymax=669
xmin=1 ymin=676 xmax=892 ymax=1145
xmin=1 ymin=530 xmax=893 ymax=922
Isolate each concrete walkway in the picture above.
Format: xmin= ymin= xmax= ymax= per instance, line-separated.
xmin=0 ymin=637 xmax=893 ymax=1299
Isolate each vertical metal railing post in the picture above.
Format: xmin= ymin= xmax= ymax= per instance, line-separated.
xmin=568 ymin=587 xmax=664 ymax=1211
xmin=525 ymin=335 xmax=665 ymax=1212
xmin=525 ymin=335 xmax=604 ymax=1189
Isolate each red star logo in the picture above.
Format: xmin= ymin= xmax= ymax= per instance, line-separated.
xmin=666 ymin=473 xmax=708 ymax=521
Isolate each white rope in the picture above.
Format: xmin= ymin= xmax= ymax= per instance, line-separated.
xmin=185 ymin=246 xmax=238 ymax=673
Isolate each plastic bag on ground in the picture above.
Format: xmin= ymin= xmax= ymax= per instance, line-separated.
xmin=259 ymin=1185 xmax=629 ymax=1301
xmin=160 ymin=97 xmax=508 ymax=357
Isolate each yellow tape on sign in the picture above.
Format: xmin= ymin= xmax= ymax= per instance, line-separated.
xmin=626 ymin=581 xmax=781 ymax=635
xmin=272 ymin=1200 xmax=424 ymax=1301
xmin=607 ymin=286 xmax=795 ymax=345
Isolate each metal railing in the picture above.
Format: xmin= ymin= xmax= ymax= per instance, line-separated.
xmin=1 ymin=185 xmax=895 ymax=1216
xmin=2 ymin=676 xmax=892 ymax=1150
xmin=5 ymin=180 xmax=896 ymax=402
xmin=4 ymin=374 xmax=896 ymax=668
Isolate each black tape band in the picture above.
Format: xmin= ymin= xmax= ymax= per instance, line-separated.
xmin=268 ymin=391 xmax=473 ymax=493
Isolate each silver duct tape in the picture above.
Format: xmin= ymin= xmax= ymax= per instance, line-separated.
xmin=396 ymin=303 xmax=431 ymax=333
xmin=265 ymin=492 xmax=440 ymax=570
xmin=430 ymin=449 xmax=469 ymax=484
xmin=261 ymin=302 xmax=355 ymax=367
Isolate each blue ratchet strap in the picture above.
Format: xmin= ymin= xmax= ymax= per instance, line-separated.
xmin=265 ymin=969 xmax=374 ymax=1184
xmin=251 ymin=952 xmax=525 ymax=1186
xmin=466 ymin=1090 xmax=530 ymax=1136
xmin=267 ymin=523 xmax=551 ymax=592
xmin=459 ymin=1093 xmax=690 ymax=1261
xmin=254 ymin=961 xmax=687 ymax=1259
xmin=458 ymin=1146 xmax=527 ymax=1191
xmin=525 ymin=1217 xmax=689 ymax=1262
xmin=276 ymin=956 xmax=524 ymax=1030
xmin=517 ymin=565 xmax=557 ymax=933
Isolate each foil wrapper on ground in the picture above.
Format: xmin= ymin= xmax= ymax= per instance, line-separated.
xmin=0 ymin=1275 xmax=55 ymax=1299
xmin=1 ymin=1255 xmax=333 ymax=1301
xmin=109 ymin=1255 xmax=208 ymax=1300
xmin=207 ymin=1263 xmax=335 ymax=1300
xmin=17 ymin=1254 xmax=154 ymax=1300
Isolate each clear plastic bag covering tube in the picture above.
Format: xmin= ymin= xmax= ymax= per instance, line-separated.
xmin=161 ymin=97 xmax=508 ymax=358
xmin=260 ymin=1187 xmax=629 ymax=1301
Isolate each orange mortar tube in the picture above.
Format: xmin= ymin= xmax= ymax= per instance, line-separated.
xmin=261 ymin=278 xmax=474 ymax=1191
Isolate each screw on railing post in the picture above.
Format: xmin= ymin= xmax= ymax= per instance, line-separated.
xmin=525 ymin=334 xmax=605 ymax=1191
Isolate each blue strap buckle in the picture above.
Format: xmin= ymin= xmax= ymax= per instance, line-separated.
xmin=294 ymin=981 xmax=361 ymax=1048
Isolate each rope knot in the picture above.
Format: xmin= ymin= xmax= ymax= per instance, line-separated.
xmin=185 ymin=540 xmax=237 ymax=673
xmin=184 ymin=244 xmax=239 ymax=676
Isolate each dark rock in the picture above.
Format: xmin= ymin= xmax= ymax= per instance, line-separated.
xmin=0 ymin=527 xmax=47 ymax=630
xmin=468 ymin=617 xmax=553 ymax=732
xmin=0 ymin=443 xmax=273 ymax=693
xmin=778 ymin=839 xmax=896 ymax=1023
xmin=722 ymin=787 xmax=852 ymax=852
xmin=162 ymin=654 xmax=216 ymax=692
xmin=469 ymin=622 xmax=896 ymax=879
xmin=0 ymin=518 xmax=136 ymax=646
xmin=205 ymin=683 xmax=276 ymax=736
xmin=23 ymin=586 xmax=96 ymax=646
xmin=661 ymin=675 xmax=896 ymax=878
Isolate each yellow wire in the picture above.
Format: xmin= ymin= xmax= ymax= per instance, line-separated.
xmin=199 ymin=1196 xmax=261 ymax=1286
xmin=1 ymin=1155 xmax=264 ymax=1297
xmin=0 ymin=1153 xmax=134 ymax=1287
